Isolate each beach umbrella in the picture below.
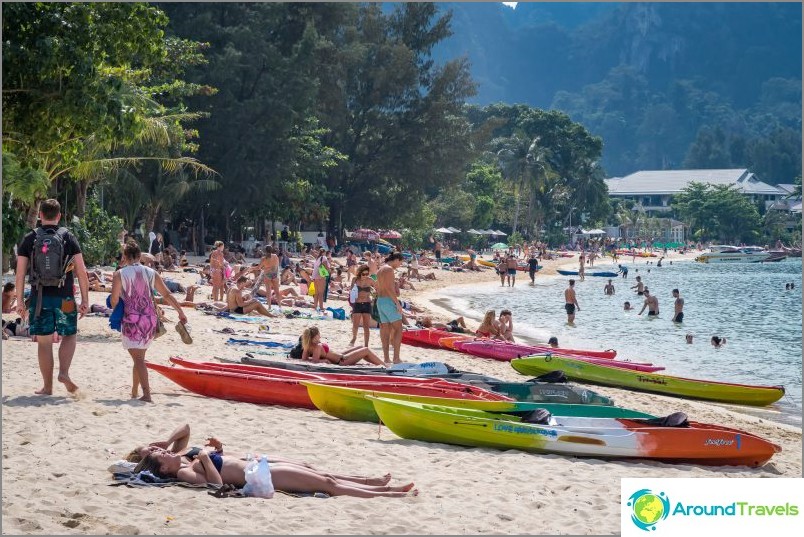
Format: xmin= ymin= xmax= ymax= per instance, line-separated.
xmin=435 ymin=227 xmax=453 ymax=234
xmin=493 ymin=229 xmax=507 ymax=236
xmin=379 ymin=229 xmax=402 ymax=239
xmin=467 ymin=229 xmax=482 ymax=235
xmin=447 ymin=227 xmax=462 ymax=233
xmin=491 ymin=242 xmax=508 ymax=250
xmin=350 ymin=228 xmax=380 ymax=241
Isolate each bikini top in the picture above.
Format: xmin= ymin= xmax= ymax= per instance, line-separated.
xmin=184 ymin=447 xmax=223 ymax=473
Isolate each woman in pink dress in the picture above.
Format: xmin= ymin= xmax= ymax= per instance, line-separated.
xmin=111 ymin=241 xmax=187 ymax=402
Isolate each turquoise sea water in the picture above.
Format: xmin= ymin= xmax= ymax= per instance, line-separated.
xmin=439 ymin=257 xmax=802 ymax=426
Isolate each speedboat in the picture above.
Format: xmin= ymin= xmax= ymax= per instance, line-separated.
xmin=696 ymin=246 xmax=772 ymax=263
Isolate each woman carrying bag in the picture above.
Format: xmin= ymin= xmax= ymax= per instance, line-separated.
xmin=111 ymin=240 xmax=188 ymax=402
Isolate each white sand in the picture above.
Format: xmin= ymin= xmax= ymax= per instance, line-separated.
xmin=2 ymin=250 xmax=800 ymax=535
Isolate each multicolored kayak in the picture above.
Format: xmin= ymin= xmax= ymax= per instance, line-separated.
xmin=511 ymin=355 xmax=786 ymax=406
xmin=438 ymin=335 xmax=473 ymax=350
xmin=302 ymin=381 xmax=655 ymax=423
xmin=368 ymin=398 xmax=781 ymax=467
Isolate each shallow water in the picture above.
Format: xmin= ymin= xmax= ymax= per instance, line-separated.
xmin=438 ymin=257 xmax=803 ymax=427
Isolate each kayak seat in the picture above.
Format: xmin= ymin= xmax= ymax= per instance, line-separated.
xmin=519 ymin=408 xmax=552 ymax=425
xmin=529 ymin=371 xmax=568 ymax=384
xmin=635 ymin=412 xmax=689 ymax=428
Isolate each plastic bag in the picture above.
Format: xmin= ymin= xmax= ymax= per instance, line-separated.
xmin=348 ymin=284 xmax=358 ymax=304
xmin=307 ymin=281 xmax=316 ymax=296
xmin=242 ymin=455 xmax=275 ymax=498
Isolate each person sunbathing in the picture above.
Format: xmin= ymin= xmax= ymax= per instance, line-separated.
xmin=417 ymin=316 xmax=469 ymax=334
xmin=397 ymin=274 xmax=416 ymax=291
xmin=227 ymin=276 xmax=276 ymax=317
xmin=301 ymin=326 xmax=385 ymax=366
xmin=134 ymin=445 xmax=415 ymax=498
xmin=280 ymin=266 xmax=295 ymax=285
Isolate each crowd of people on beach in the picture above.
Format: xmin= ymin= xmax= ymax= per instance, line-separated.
xmin=5 ymin=198 xmax=774 ymax=501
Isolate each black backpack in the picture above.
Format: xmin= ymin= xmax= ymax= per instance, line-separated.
xmin=29 ymin=227 xmax=73 ymax=317
xmin=288 ymin=337 xmax=303 ymax=359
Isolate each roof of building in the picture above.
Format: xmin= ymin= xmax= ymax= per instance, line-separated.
xmin=776 ymin=184 xmax=798 ymax=195
xmin=605 ymin=169 xmax=781 ymax=196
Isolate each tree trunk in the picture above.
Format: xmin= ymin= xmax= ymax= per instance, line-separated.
xmin=511 ymin=181 xmax=521 ymax=236
xmin=74 ymin=180 xmax=89 ymax=218
xmin=25 ymin=201 xmax=41 ymax=229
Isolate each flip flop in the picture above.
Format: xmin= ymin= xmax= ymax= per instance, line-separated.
xmin=175 ymin=322 xmax=193 ymax=345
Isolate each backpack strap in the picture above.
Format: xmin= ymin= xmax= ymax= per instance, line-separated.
xmin=56 ymin=228 xmax=74 ymax=288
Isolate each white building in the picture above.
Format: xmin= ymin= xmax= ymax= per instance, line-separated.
xmin=604 ymin=169 xmax=784 ymax=213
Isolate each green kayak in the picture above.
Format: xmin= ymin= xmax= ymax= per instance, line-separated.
xmin=302 ymin=381 xmax=655 ymax=423
xmin=511 ymin=355 xmax=785 ymax=406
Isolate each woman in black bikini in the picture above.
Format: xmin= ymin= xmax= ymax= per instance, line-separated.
xmin=349 ymin=265 xmax=375 ymax=347
xmin=129 ymin=424 xmax=415 ymax=498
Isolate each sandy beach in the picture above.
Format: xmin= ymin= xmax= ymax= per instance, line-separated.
xmin=1 ymin=251 xmax=801 ymax=535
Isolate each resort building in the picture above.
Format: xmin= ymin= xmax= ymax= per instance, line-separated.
xmin=604 ymin=169 xmax=784 ymax=214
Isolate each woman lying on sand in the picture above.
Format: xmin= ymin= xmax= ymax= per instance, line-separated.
xmin=301 ymin=326 xmax=385 ymax=366
xmin=131 ymin=424 xmax=416 ymax=498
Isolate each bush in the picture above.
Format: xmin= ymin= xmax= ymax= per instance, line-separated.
xmin=72 ymin=194 xmax=124 ymax=267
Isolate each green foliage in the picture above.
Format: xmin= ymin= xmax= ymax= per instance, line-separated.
xmin=2 ymin=151 xmax=51 ymax=205
xmin=507 ymin=231 xmax=524 ymax=246
xmin=2 ymin=192 xmax=28 ymax=256
xmin=672 ymin=182 xmax=762 ymax=243
xmin=72 ymin=194 xmax=125 ymax=266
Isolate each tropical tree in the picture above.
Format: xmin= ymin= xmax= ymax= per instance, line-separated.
xmin=495 ymin=133 xmax=541 ymax=236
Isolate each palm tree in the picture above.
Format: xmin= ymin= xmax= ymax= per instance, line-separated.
xmin=495 ymin=133 xmax=544 ymax=236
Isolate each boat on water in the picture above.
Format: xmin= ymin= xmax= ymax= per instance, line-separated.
xmin=368 ymin=397 xmax=781 ymax=467
xmin=510 ymin=355 xmax=785 ymax=406
xmin=696 ymin=246 xmax=773 ymax=263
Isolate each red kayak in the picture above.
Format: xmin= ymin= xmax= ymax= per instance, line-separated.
xmin=148 ymin=362 xmax=318 ymax=408
xmin=149 ymin=361 xmax=511 ymax=407
xmin=169 ymin=357 xmax=448 ymax=385
xmin=458 ymin=341 xmax=663 ymax=372
xmin=401 ymin=329 xmax=456 ymax=348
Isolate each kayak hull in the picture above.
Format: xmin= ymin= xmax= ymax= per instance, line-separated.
xmin=511 ymin=356 xmax=785 ymax=406
xmin=459 ymin=343 xmax=655 ymax=370
xmin=147 ymin=362 xmax=318 ymax=408
xmin=303 ymin=382 xmax=654 ymax=423
xmin=369 ymin=398 xmax=781 ymax=466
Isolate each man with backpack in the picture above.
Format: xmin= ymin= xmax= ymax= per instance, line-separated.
xmin=14 ymin=198 xmax=90 ymax=395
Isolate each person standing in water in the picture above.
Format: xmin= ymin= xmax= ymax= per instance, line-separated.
xmin=672 ymin=288 xmax=684 ymax=323
xmin=564 ymin=279 xmax=580 ymax=325
xmin=603 ymin=279 xmax=615 ymax=295
xmin=638 ymin=288 xmax=659 ymax=317
xmin=631 ymin=275 xmax=644 ymax=296
xmin=505 ymin=254 xmax=518 ymax=287
xmin=527 ymin=253 xmax=540 ymax=285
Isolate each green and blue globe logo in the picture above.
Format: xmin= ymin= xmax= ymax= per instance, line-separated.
xmin=627 ymin=489 xmax=670 ymax=531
